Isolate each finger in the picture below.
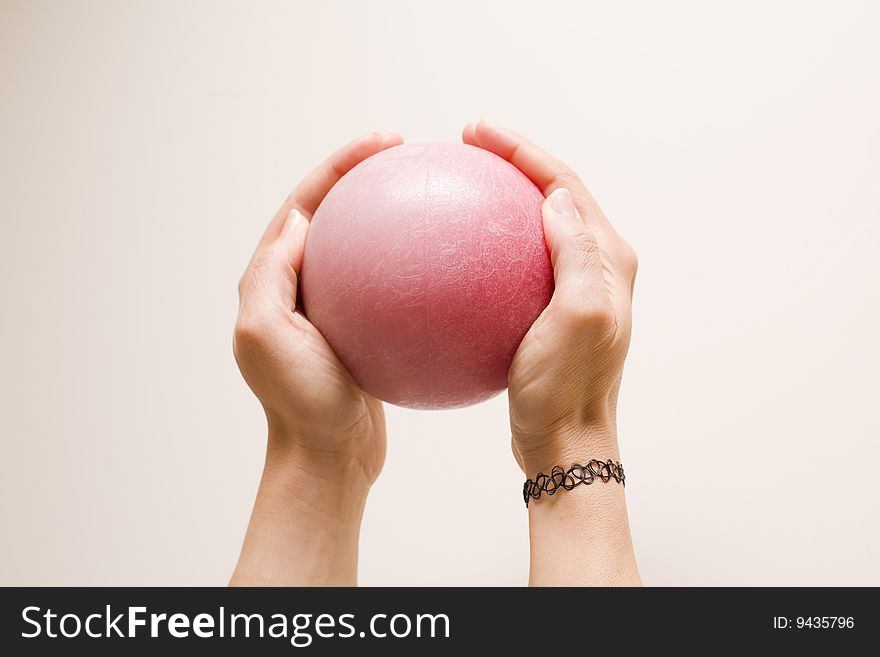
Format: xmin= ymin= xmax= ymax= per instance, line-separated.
xmin=468 ymin=120 xmax=611 ymax=223
xmin=468 ymin=120 xmax=637 ymax=294
xmin=293 ymin=131 xmax=404 ymax=219
xmin=541 ymin=189 xmax=613 ymax=323
xmin=239 ymin=208 xmax=309 ymax=320
xmin=255 ymin=131 xmax=404 ymax=253
xmin=470 ymin=121 xmax=580 ymax=193
xmin=461 ymin=122 xmax=477 ymax=146
xmin=239 ymin=131 xmax=403 ymax=320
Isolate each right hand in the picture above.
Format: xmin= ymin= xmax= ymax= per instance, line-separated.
xmin=231 ymin=132 xmax=403 ymax=586
xmin=233 ymin=131 xmax=403 ymax=488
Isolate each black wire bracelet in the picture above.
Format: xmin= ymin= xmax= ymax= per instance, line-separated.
xmin=523 ymin=460 xmax=625 ymax=508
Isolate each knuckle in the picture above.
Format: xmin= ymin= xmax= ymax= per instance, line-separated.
xmin=251 ymin=247 xmax=281 ymax=273
xmin=237 ymin=273 xmax=249 ymax=299
xmin=551 ymin=169 xmax=584 ymax=193
xmin=553 ymin=295 xmax=616 ymax=334
xmin=620 ymin=241 xmax=638 ymax=274
xmin=569 ymin=228 xmax=600 ymax=256
xmin=233 ymin=315 xmax=271 ymax=354
xmin=238 ymin=247 xmax=284 ymax=300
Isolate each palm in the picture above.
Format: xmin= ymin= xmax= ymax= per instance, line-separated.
xmin=291 ymin=312 xmax=386 ymax=472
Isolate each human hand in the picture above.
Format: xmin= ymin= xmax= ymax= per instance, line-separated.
xmin=463 ymin=121 xmax=637 ymax=475
xmin=230 ymin=131 xmax=402 ymax=586
xmin=463 ymin=121 xmax=640 ymax=585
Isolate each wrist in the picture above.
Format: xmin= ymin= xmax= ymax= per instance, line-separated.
xmin=265 ymin=405 xmax=384 ymax=485
xmin=519 ymin=423 xmax=639 ymax=586
xmin=515 ymin=420 xmax=620 ymax=477
xmin=230 ymin=431 xmax=372 ymax=587
xmin=260 ymin=436 xmax=372 ymax=523
xmin=527 ymin=480 xmax=640 ymax=586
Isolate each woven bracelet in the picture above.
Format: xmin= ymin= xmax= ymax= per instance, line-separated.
xmin=523 ymin=459 xmax=625 ymax=508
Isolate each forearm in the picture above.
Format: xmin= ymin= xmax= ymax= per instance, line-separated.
xmin=523 ymin=428 xmax=640 ymax=586
xmin=230 ymin=438 xmax=370 ymax=587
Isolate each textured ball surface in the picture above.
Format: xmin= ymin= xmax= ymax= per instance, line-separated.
xmin=301 ymin=142 xmax=553 ymax=409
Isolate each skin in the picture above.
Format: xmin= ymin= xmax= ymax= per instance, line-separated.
xmin=230 ymin=131 xmax=402 ymax=586
xmin=463 ymin=121 xmax=640 ymax=586
xmin=231 ymin=122 xmax=640 ymax=586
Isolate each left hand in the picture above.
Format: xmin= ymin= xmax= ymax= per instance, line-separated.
xmin=463 ymin=120 xmax=640 ymax=586
xmin=462 ymin=120 xmax=638 ymax=476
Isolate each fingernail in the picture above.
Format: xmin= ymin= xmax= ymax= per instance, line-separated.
xmin=282 ymin=208 xmax=304 ymax=234
xmin=548 ymin=188 xmax=575 ymax=215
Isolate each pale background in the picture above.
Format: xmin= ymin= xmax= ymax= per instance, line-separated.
xmin=1 ymin=0 xmax=878 ymax=586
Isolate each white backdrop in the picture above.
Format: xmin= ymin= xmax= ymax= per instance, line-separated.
xmin=1 ymin=0 xmax=878 ymax=585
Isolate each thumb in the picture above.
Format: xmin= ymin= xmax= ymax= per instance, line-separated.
xmin=238 ymin=208 xmax=309 ymax=318
xmin=541 ymin=188 xmax=612 ymax=322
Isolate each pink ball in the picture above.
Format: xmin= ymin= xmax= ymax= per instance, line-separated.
xmin=301 ymin=142 xmax=553 ymax=409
